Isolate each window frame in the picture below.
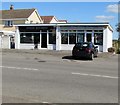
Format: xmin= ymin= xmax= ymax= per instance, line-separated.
xmin=61 ymin=33 xmax=69 ymax=44
xmin=49 ymin=32 xmax=56 ymax=44
xmin=5 ymin=20 xmax=13 ymax=27
xmin=94 ymin=33 xmax=103 ymax=45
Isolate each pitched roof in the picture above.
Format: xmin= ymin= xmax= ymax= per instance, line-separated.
xmin=0 ymin=8 xmax=36 ymax=19
xmin=58 ymin=20 xmax=67 ymax=23
xmin=41 ymin=16 xmax=55 ymax=23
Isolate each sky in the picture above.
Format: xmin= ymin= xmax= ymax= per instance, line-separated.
xmin=1 ymin=2 xmax=119 ymax=39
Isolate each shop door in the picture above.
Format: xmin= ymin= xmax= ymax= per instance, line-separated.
xmin=41 ymin=33 xmax=47 ymax=48
xmin=10 ymin=36 xmax=15 ymax=49
xmin=86 ymin=33 xmax=92 ymax=42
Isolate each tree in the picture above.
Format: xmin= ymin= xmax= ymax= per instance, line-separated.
xmin=116 ymin=23 xmax=120 ymax=41
xmin=116 ymin=23 xmax=120 ymax=53
xmin=116 ymin=23 xmax=120 ymax=32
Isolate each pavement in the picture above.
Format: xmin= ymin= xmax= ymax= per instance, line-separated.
xmin=1 ymin=48 xmax=118 ymax=58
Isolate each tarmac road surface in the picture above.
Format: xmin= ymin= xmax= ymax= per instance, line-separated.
xmin=1 ymin=50 xmax=118 ymax=103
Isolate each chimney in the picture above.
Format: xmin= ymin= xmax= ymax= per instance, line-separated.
xmin=10 ymin=5 xmax=14 ymax=10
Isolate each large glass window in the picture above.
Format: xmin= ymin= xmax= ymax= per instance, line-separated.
xmin=86 ymin=30 xmax=92 ymax=32
xmin=61 ymin=30 xmax=68 ymax=32
xmin=94 ymin=33 xmax=103 ymax=45
xmin=77 ymin=33 xmax=84 ymax=43
xmin=61 ymin=33 xmax=68 ymax=44
xmin=20 ymin=33 xmax=40 ymax=44
xmin=69 ymin=33 xmax=76 ymax=44
xmin=94 ymin=30 xmax=103 ymax=32
xmin=34 ymin=34 xmax=40 ymax=44
xmin=69 ymin=30 xmax=76 ymax=33
xmin=49 ymin=33 xmax=56 ymax=44
xmin=77 ymin=30 xmax=84 ymax=32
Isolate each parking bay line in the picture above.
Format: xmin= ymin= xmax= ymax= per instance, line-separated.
xmin=0 ymin=66 xmax=38 ymax=71
xmin=71 ymin=72 xmax=118 ymax=79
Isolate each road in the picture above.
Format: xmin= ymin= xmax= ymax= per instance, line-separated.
xmin=1 ymin=51 xmax=118 ymax=103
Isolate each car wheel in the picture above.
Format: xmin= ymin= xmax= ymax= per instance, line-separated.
xmin=89 ymin=53 xmax=94 ymax=60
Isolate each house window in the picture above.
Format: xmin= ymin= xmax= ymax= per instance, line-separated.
xmin=5 ymin=20 xmax=13 ymax=26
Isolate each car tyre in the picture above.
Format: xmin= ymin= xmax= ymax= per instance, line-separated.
xmin=89 ymin=53 xmax=94 ymax=60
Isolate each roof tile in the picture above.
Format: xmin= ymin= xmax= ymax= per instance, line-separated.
xmin=41 ymin=16 xmax=54 ymax=23
xmin=0 ymin=8 xmax=35 ymax=19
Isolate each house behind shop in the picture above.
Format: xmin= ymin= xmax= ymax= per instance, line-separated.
xmin=0 ymin=5 xmax=43 ymax=49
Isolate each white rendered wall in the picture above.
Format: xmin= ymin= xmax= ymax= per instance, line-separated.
xmin=15 ymin=27 xmax=20 ymax=49
xmin=103 ymin=27 xmax=112 ymax=52
xmin=56 ymin=26 xmax=61 ymax=50
xmin=47 ymin=44 xmax=56 ymax=50
xmin=98 ymin=45 xmax=103 ymax=52
xmin=2 ymin=36 xmax=10 ymax=49
xmin=20 ymin=44 xmax=56 ymax=50
xmin=61 ymin=44 xmax=74 ymax=50
xmin=103 ymin=27 xmax=108 ymax=52
xmin=107 ymin=28 xmax=112 ymax=49
xmin=0 ymin=37 xmax=1 ymax=48
xmin=20 ymin=44 xmax=41 ymax=49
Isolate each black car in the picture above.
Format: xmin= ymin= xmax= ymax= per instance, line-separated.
xmin=72 ymin=42 xmax=98 ymax=60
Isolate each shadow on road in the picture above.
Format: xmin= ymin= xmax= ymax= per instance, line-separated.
xmin=62 ymin=55 xmax=91 ymax=61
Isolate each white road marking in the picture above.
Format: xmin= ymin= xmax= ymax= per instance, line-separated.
xmin=42 ymin=101 xmax=49 ymax=103
xmin=71 ymin=72 xmax=118 ymax=79
xmin=0 ymin=66 xmax=38 ymax=71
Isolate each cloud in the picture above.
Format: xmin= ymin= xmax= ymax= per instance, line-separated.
xmin=107 ymin=4 xmax=120 ymax=13
xmin=95 ymin=15 xmax=114 ymax=22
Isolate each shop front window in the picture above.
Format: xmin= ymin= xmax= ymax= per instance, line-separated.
xmin=94 ymin=33 xmax=103 ymax=45
xmin=20 ymin=33 xmax=40 ymax=44
xmin=77 ymin=33 xmax=84 ymax=43
xmin=34 ymin=34 xmax=40 ymax=44
xmin=69 ymin=33 xmax=76 ymax=44
xmin=61 ymin=33 xmax=68 ymax=44
xmin=69 ymin=30 xmax=76 ymax=33
xmin=49 ymin=33 xmax=56 ymax=44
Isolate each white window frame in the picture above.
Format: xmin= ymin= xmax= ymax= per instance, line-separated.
xmin=5 ymin=20 xmax=13 ymax=26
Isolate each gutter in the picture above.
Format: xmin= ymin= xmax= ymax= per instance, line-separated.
xmin=0 ymin=18 xmax=28 ymax=21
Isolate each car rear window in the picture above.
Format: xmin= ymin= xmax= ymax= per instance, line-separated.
xmin=75 ymin=43 xmax=88 ymax=48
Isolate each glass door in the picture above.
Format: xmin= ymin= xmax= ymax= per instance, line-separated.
xmin=86 ymin=33 xmax=92 ymax=42
xmin=41 ymin=33 xmax=47 ymax=48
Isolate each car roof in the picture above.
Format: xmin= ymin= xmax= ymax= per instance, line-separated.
xmin=76 ymin=42 xmax=92 ymax=44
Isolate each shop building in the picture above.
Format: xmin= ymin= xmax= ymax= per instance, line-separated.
xmin=15 ymin=22 xmax=113 ymax=52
